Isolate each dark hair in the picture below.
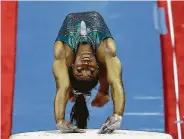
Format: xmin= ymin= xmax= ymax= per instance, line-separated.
xmin=71 ymin=76 xmax=99 ymax=93
xmin=70 ymin=94 xmax=89 ymax=129
xmin=69 ymin=69 xmax=99 ymax=129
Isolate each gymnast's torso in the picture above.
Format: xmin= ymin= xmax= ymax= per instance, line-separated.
xmin=55 ymin=11 xmax=113 ymax=54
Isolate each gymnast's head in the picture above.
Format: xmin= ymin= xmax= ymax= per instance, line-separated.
xmin=70 ymin=41 xmax=99 ymax=93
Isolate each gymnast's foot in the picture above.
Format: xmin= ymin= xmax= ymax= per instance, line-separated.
xmin=91 ymin=92 xmax=110 ymax=107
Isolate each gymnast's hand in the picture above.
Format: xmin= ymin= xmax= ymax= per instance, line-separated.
xmin=98 ymin=114 xmax=122 ymax=134
xmin=57 ymin=120 xmax=86 ymax=133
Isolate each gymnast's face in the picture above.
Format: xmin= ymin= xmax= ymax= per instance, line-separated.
xmin=72 ymin=44 xmax=98 ymax=81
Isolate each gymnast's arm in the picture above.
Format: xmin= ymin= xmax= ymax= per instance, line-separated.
xmin=52 ymin=41 xmax=70 ymax=124
xmin=104 ymin=39 xmax=125 ymax=116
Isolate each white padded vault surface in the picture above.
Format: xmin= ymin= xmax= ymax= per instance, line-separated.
xmin=9 ymin=129 xmax=173 ymax=139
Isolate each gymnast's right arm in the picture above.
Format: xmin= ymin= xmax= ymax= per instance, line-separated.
xmin=52 ymin=41 xmax=70 ymax=124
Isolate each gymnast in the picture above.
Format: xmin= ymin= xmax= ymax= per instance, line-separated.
xmin=53 ymin=11 xmax=125 ymax=134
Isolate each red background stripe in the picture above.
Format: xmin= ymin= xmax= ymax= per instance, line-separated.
xmin=157 ymin=1 xmax=178 ymax=139
xmin=1 ymin=1 xmax=17 ymax=139
xmin=172 ymin=1 xmax=184 ymax=137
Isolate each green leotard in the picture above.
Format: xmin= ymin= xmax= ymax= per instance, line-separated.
xmin=55 ymin=11 xmax=113 ymax=54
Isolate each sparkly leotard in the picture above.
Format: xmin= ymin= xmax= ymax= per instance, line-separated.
xmin=55 ymin=11 xmax=113 ymax=54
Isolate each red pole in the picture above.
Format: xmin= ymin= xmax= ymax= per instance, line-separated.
xmin=171 ymin=1 xmax=184 ymax=137
xmin=157 ymin=1 xmax=178 ymax=139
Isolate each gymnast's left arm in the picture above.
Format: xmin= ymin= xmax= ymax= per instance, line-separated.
xmin=105 ymin=52 xmax=125 ymax=117
xmin=98 ymin=39 xmax=125 ymax=134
